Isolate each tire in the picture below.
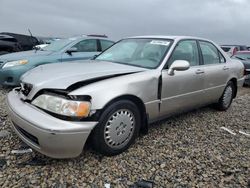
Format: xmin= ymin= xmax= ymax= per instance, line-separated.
xmin=215 ymin=81 xmax=235 ymax=111
xmin=91 ymin=100 xmax=141 ymax=156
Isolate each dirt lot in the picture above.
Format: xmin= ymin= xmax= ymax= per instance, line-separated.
xmin=0 ymin=87 xmax=249 ymax=187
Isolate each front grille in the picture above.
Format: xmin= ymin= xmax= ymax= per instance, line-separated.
xmin=20 ymin=83 xmax=33 ymax=96
xmin=13 ymin=123 xmax=39 ymax=146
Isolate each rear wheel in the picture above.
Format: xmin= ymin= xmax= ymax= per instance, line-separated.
xmin=215 ymin=81 xmax=235 ymax=111
xmin=91 ymin=100 xmax=141 ymax=156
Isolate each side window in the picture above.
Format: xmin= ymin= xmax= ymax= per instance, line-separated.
xmin=100 ymin=40 xmax=114 ymax=51
xmin=168 ymin=40 xmax=199 ymax=67
xmin=199 ymin=41 xmax=220 ymax=65
xmin=73 ymin=39 xmax=97 ymax=52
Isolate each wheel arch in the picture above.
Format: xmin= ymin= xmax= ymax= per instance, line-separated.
xmin=229 ymin=77 xmax=237 ymax=98
xmin=101 ymin=94 xmax=149 ymax=134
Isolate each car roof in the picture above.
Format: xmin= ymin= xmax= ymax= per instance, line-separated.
xmin=70 ymin=35 xmax=112 ymax=40
xmin=127 ymin=35 xmax=212 ymax=41
xmin=221 ymin=44 xmax=247 ymax=47
xmin=236 ymin=50 xmax=250 ymax=53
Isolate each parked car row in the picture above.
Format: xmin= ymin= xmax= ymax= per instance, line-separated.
xmin=0 ymin=32 xmax=40 ymax=55
xmin=3 ymin=35 xmax=245 ymax=158
xmin=220 ymin=44 xmax=248 ymax=56
xmin=220 ymin=45 xmax=250 ymax=85
xmin=231 ymin=51 xmax=250 ymax=85
xmin=0 ymin=36 xmax=114 ymax=86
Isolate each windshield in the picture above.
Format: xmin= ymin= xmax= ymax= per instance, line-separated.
xmin=233 ymin=53 xmax=250 ymax=60
xmin=42 ymin=39 xmax=75 ymax=51
xmin=96 ymin=38 xmax=172 ymax=69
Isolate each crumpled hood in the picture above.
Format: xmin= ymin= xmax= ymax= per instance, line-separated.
xmin=22 ymin=60 xmax=146 ymax=90
xmin=0 ymin=50 xmax=54 ymax=62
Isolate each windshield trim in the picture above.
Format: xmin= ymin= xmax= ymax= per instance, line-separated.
xmin=95 ymin=38 xmax=174 ymax=69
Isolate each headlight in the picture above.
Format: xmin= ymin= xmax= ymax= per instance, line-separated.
xmin=32 ymin=94 xmax=91 ymax=118
xmin=2 ymin=60 xmax=28 ymax=69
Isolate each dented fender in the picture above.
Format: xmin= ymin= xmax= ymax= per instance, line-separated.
xmin=69 ymin=70 xmax=161 ymax=119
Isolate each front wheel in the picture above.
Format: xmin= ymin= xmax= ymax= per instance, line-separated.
xmin=91 ymin=100 xmax=141 ymax=156
xmin=215 ymin=81 xmax=235 ymax=111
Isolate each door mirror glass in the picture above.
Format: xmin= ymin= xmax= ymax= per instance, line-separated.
xmin=66 ymin=47 xmax=78 ymax=55
xmin=168 ymin=60 xmax=190 ymax=75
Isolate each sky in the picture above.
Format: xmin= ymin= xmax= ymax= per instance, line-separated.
xmin=0 ymin=0 xmax=249 ymax=45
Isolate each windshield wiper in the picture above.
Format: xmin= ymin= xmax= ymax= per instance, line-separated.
xmin=33 ymin=46 xmax=45 ymax=51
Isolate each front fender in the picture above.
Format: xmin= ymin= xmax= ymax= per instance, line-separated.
xmin=69 ymin=71 xmax=160 ymax=110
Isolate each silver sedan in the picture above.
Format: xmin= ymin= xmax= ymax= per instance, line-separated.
xmin=7 ymin=36 xmax=245 ymax=158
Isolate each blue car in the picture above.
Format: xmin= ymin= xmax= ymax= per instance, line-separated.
xmin=0 ymin=36 xmax=114 ymax=86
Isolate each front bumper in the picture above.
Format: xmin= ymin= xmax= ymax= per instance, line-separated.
xmin=0 ymin=67 xmax=25 ymax=86
xmin=7 ymin=90 xmax=98 ymax=158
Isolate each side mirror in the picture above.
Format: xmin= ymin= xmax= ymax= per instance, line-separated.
xmin=66 ymin=47 xmax=77 ymax=55
xmin=168 ymin=60 xmax=190 ymax=75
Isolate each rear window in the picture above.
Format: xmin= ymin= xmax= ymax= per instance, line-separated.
xmin=0 ymin=38 xmax=17 ymax=42
xmin=234 ymin=52 xmax=250 ymax=60
xmin=221 ymin=47 xmax=230 ymax=52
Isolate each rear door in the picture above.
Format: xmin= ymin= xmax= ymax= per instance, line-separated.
xmin=160 ymin=40 xmax=205 ymax=116
xmin=61 ymin=39 xmax=100 ymax=62
xmin=198 ymin=40 xmax=229 ymax=103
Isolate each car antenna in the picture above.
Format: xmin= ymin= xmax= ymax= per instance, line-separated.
xmin=28 ymin=29 xmax=38 ymax=52
xmin=28 ymin=29 xmax=33 ymax=37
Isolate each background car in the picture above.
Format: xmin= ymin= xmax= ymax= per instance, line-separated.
xmin=221 ymin=45 xmax=248 ymax=56
xmin=0 ymin=36 xmax=114 ymax=86
xmin=0 ymin=32 xmax=40 ymax=55
xmin=7 ymin=36 xmax=245 ymax=158
xmin=231 ymin=51 xmax=250 ymax=85
xmin=0 ymin=35 xmax=21 ymax=55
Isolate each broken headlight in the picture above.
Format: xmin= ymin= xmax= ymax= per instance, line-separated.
xmin=32 ymin=94 xmax=91 ymax=118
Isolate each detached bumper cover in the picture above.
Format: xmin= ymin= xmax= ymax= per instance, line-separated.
xmin=7 ymin=90 xmax=98 ymax=158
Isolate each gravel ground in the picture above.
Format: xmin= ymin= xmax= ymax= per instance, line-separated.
xmin=0 ymin=87 xmax=249 ymax=187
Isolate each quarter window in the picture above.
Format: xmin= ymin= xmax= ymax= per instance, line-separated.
xmin=199 ymin=41 xmax=220 ymax=65
xmin=168 ymin=40 xmax=199 ymax=67
xmin=73 ymin=39 xmax=97 ymax=52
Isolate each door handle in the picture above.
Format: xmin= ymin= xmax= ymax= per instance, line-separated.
xmin=223 ymin=66 xmax=229 ymax=70
xmin=195 ymin=69 xmax=204 ymax=74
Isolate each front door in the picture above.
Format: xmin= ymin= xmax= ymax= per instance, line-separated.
xmin=160 ymin=40 xmax=205 ymax=116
